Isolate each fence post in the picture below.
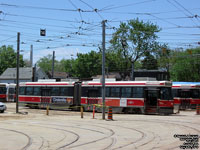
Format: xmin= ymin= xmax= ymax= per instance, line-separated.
xmin=46 ymin=105 xmax=49 ymax=116
xmin=81 ymin=106 xmax=84 ymax=118
xmin=93 ymin=104 xmax=95 ymax=119
xmin=196 ymin=104 xmax=200 ymax=115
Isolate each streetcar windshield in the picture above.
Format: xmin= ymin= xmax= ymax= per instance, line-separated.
xmin=0 ymin=87 xmax=6 ymax=94
xmin=191 ymin=89 xmax=200 ymax=98
xmin=160 ymin=87 xmax=173 ymax=100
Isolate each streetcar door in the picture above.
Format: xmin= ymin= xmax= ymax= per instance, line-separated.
xmin=179 ymin=90 xmax=190 ymax=110
xmin=8 ymin=87 xmax=15 ymax=102
xmin=41 ymin=88 xmax=51 ymax=108
xmin=87 ymin=88 xmax=100 ymax=105
xmin=74 ymin=82 xmax=82 ymax=107
xmin=145 ymin=89 xmax=159 ymax=114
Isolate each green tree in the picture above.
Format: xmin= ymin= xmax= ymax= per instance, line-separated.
xmin=156 ymin=44 xmax=171 ymax=72
xmin=37 ymin=54 xmax=53 ymax=73
xmin=72 ymin=51 xmax=101 ymax=78
xmin=59 ymin=59 xmax=75 ymax=76
xmin=110 ymin=18 xmax=161 ymax=80
xmin=141 ymin=51 xmax=158 ymax=70
xmin=170 ymin=47 xmax=200 ymax=81
xmin=0 ymin=45 xmax=24 ymax=75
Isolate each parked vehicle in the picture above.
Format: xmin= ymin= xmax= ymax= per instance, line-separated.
xmin=0 ymin=83 xmax=16 ymax=102
xmin=19 ymin=79 xmax=174 ymax=115
xmin=0 ymin=102 xmax=7 ymax=113
xmin=172 ymin=82 xmax=200 ymax=110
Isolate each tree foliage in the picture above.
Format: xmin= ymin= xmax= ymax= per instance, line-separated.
xmin=170 ymin=47 xmax=200 ymax=81
xmin=0 ymin=45 xmax=24 ymax=75
xmin=110 ymin=18 xmax=160 ymax=63
xmin=141 ymin=51 xmax=158 ymax=70
xmin=109 ymin=18 xmax=161 ymax=79
xmin=72 ymin=51 xmax=101 ymax=78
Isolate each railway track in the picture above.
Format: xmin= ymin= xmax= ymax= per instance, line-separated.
xmin=0 ymin=127 xmax=32 ymax=150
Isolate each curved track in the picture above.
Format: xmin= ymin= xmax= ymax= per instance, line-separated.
xmin=0 ymin=107 xmax=199 ymax=150
xmin=0 ymin=127 xmax=32 ymax=150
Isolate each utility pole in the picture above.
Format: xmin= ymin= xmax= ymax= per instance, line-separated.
xmin=30 ymin=45 xmax=33 ymax=67
xmin=52 ymin=51 xmax=55 ymax=79
xmin=102 ymin=20 xmax=106 ymax=120
xmin=16 ymin=32 xmax=20 ymax=113
xmin=131 ymin=62 xmax=134 ymax=81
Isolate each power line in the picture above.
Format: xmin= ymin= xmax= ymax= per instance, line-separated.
xmin=0 ymin=3 xmax=94 ymax=12
xmin=100 ymin=8 xmax=200 ymax=15
xmin=173 ymin=0 xmax=200 ymax=23
xmin=99 ymin=0 xmax=157 ymax=11
xmin=4 ymin=13 xmax=83 ymax=23
xmin=166 ymin=0 xmax=199 ymax=26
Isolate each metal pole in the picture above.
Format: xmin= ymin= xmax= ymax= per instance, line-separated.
xmin=131 ymin=61 xmax=134 ymax=81
xmin=16 ymin=32 xmax=20 ymax=113
xmin=52 ymin=51 xmax=55 ymax=79
xmin=30 ymin=45 xmax=33 ymax=67
xmin=102 ymin=20 xmax=106 ymax=120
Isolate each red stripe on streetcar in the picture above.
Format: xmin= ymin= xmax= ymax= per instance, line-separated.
xmin=0 ymin=94 xmax=6 ymax=98
xmin=26 ymin=83 xmax=70 ymax=86
xmin=87 ymin=83 xmax=146 ymax=86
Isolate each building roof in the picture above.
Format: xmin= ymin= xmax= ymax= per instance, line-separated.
xmin=47 ymin=71 xmax=69 ymax=79
xmin=0 ymin=67 xmax=32 ymax=79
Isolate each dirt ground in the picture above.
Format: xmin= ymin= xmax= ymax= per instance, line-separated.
xmin=0 ymin=103 xmax=199 ymax=150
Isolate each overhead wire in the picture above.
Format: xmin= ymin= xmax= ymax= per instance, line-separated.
xmin=173 ymin=0 xmax=200 ymax=23
xmin=99 ymin=0 xmax=157 ymax=11
xmin=1 ymin=1 xmax=199 ymax=52
xmin=166 ymin=0 xmax=199 ymax=26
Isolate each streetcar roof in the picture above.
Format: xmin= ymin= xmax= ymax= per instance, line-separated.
xmin=19 ymin=82 xmax=74 ymax=86
xmin=172 ymin=82 xmax=200 ymax=88
xmin=82 ymin=80 xmax=172 ymax=86
xmin=19 ymin=80 xmax=172 ymax=87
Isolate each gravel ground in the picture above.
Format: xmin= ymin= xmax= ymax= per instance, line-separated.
xmin=0 ymin=103 xmax=199 ymax=150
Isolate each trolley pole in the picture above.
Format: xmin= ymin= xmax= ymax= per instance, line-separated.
xmin=52 ymin=51 xmax=55 ymax=79
xmin=30 ymin=45 xmax=33 ymax=67
xmin=102 ymin=20 xmax=106 ymax=120
xmin=16 ymin=32 xmax=20 ymax=113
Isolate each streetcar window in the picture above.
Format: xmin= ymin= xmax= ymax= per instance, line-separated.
xmin=0 ymin=87 xmax=6 ymax=94
xmin=19 ymin=87 xmax=25 ymax=95
xmin=26 ymin=87 xmax=33 ymax=95
xmin=51 ymin=87 xmax=60 ymax=96
xmin=60 ymin=87 xmax=74 ymax=96
xmin=121 ymin=87 xmax=132 ymax=98
xmin=133 ymin=87 xmax=143 ymax=98
xmin=160 ymin=87 xmax=172 ymax=100
xmin=60 ymin=87 xmax=68 ymax=96
xmin=191 ymin=89 xmax=199 ymax=98
xmin=106 ymin=87 xmax=110 ymax=97
xmin=179 ymin=90 xmax=190 ymax=98
xmin=172 ymin=89 xmax=178 ymax=97
xmin=88 ymin=88 xmax=101 ymax=97
xmin=81 ymin=87 xmax=88 ymax=97
xmin=8 ymin=88 xmax=15 ymax=94
xmin=68 ymin=87 xmax=74 ymax=96
xmin=33 ymin=87 xmax=41 ymax=96
xmin=110 ymin=87 xmax=120 ymax=97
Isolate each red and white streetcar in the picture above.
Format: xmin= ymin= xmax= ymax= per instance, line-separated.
xmin=0 ymin=83 xmax=16 ymax=102
xmin=172 ymin=82 xmax=200 ymax=110
xmin=19 ymin=79 xmax=174 ymax=115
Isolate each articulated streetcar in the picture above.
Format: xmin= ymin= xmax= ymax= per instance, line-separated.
xmin=0 ymin=83 xmax=16 ymax=102
xmin=19 ymin=79 xmax=174 ymax=115
xmin=172 ymin=82 xmax=200 ymax=110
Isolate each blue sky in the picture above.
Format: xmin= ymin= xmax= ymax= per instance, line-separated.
xmin=0 ymin=0 xmax=200 ymax=64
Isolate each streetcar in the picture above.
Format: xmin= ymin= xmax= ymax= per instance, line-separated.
xmin=19 ymin=79 xmax=174 ymax=115
xmin=172 ymin=82 xmax=200 ymax=110
xmin=0 ymin=83 xmax=16 ymax=102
